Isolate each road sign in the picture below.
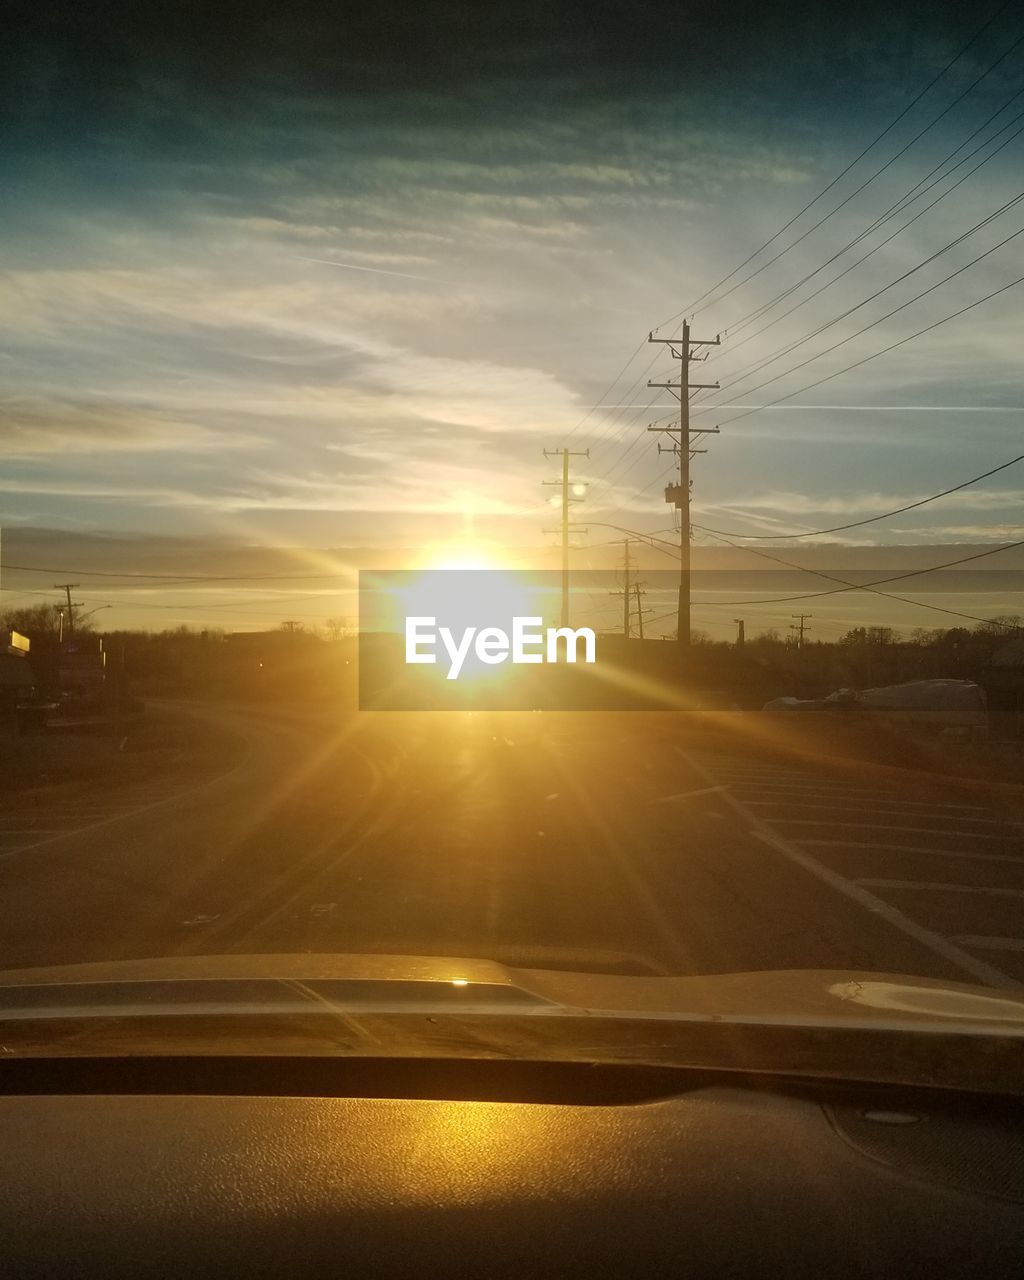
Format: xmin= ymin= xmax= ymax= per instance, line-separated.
xmin=6 ymin=631 xmax=29 ymax=657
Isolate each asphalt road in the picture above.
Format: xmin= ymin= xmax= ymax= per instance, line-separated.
xmin=0 ymin=702 xmax=1022 ymax=987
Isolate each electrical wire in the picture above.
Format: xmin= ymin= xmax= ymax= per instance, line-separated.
xmin=709 ymin=267 xmax=1024 ymax=434
xmin=698 ymin=223 xmax=1023 ymax=430
xmin=692 ymin=451 xmax=1024 ymax=540
xmin=658 ymin=12 xmax=1024 ymax=327
xmin=703 ymin=90 xmax=1024 ymax=354
xmin=694 ymin=187 xmax=1024 ymax=410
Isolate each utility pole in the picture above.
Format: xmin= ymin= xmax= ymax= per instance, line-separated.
xmin=623 ymin=538 xmax=631 ymax=637
xmin=790 ymin=613 xmax=812 ymax=649
xmin=53 ymin=584 xmax=80 ymax=636
xmin=647 ymin=322 xmax=721 ymax=651
xmin=609 ymin=538 xmax=637 ymax=638
xmin=734 ymin=618 xmax=745 ymax=647
xmin=543 ymin=447 xmax=589 ymax=627
xmin=634 ymin=582 xmax=649 ymax=639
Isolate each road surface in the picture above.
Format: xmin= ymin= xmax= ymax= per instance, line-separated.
xmin=0 ymin=702 xmax=1022 ymax=987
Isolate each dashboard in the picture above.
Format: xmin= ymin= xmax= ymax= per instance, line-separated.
xmin=2 ymin=1069 xmax=1023 ymax=1277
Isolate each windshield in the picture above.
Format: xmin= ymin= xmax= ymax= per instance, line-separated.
xmin=2 ymin=1 xmax=1024 ymax=1077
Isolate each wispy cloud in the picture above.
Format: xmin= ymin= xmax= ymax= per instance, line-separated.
xmin=3 ymin=5 xmax=1023 ymax=551
xmin=293 ymin=256 xmax=438 ymax=281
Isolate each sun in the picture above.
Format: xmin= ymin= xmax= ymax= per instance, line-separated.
xmin=417 ymin=541 xmax=506 ymax=572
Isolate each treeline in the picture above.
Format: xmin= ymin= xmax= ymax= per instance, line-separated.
xmin=723 ymin=618 xmax=1022 ymax=698
xmin=0 ymin=610 xmax=356 ymax=703
xmin=3 ymin=606 xmax=1019 ymax=707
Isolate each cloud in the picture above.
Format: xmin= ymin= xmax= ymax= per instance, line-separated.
xmin=707 ymin=488 xmax=1024 ymax=517
xmin=2 ymin=2 xmax=1021 ymax=558
xmin=0 ymin=397 xmax=262 ymax=458
xmin=0 ymin=476 xmax=209 ymax=505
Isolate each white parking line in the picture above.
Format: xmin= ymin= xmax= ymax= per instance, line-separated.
xmin=0 ymin=829 xmax=67 ymax=838
xmin=715 ymin=782 xmax=995 ymax=812
xmin=802 ymin=840 xmax=1024 ymax=865
xmin=856 ymin=879 xmax=1024 ymax=899
xmin=774 ymin=819 xmax=1006 ymax=840
xmin=721 ymin=780 xmax=880 ymax=791
xmin=32 ymin=809 xmax=130 ymax=818
xmin=675 ymin=747 xmax=1017 ymax=989
xmin=743 ymin=800 xmax=1013 ymax=826
xmin=698 ymin=767 xmax=819 ymax=781
xmin=649 ymin=785 xmax=729 ymax=805
xmin=731 ymin=787 xmax=989 ymax=811
xmin=952 ymin=936 xmax=1024 ymax=953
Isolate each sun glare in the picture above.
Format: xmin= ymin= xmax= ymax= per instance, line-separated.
xmin=418 ymin=542 xmax=506 ymax=572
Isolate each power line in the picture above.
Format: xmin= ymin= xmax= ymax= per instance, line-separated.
xmin=609 ymin=522 xmax=1024 ymax=585
xmin=695 ymin=187 xmax=1024 ymax=408
xmin=536 ymin=518 xmax=1023 ymax=633
xmin=562 ymin=337 xmax=649 ymax=443
xmin=710 ymin=267 xmax=1024 ymax=432
xmin=693 ymin=450 xmax=1024 ymax=540
xmin=702 ymin=88 xmax=1024 ymax=355
xmin=642 ymin=540 xmax=1024 ymax=633
xmin=658 ymin=10 xmax=1024 ymax=327
xmin=0 ymin=561 xmax=360 ymax=583
xmin=695 ymin=220 xmax=1024 ymax=425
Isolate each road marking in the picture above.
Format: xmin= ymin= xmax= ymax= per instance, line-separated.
xmin=773 ymin=819 xmax=1006 ymax=840
xmin=706 ymin=772 xmax=997 ymax=811
xmin=742 ymin=793 xmax=998 ymax=814
xmin=700 ymin=770 xmax=819 ymax=783
xmin=712 ymin=782 xmax=994 ymax=811
xmin=802 ymin=840 xmax=1024 ymax=865
xmin=674 ymin=747 xmax=1017 ymax=989
xmin=742 ymin=800 xmax=1013 ymax=826
xmin=0 ymin=829 xmax=66 ymax=837
xmin=0 ymin=731 xmax=255 ymax=863
xmin=856 ymin=879 xmax=1024 ymax=899
xmin=649 ymin=785 xmax=729 ymax=805
xmin=952 ymin=936 xmax=1024 ymax=953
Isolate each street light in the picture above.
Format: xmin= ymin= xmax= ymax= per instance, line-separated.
xmin=54 ymin=602 xmax=110 ymax=642
xmin=76 ymin=605 xmax=112 ymax=624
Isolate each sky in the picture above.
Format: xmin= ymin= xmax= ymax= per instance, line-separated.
xmin=2 ymin=0 xmax=1023 ymax=635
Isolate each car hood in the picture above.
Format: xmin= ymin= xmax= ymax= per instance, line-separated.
xmin=0 ymin=952 xmax=1021 ymax=1034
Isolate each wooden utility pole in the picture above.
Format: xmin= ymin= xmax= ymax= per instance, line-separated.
xmin=734 ymin=618 xmax=745 ymax=647
xmin=647 ymin=323 xmax=720 ymax=650
xmin=610 ymin=539 xmax=646 ymax=639
xmin=53 ymin=583 xmax=80 ymax=636
xmin=622 ymin=538 xmax=631 ymax=637
xmin=790 ymin=613 xmax=812 ymax=649
xmin=634 ymin=582 xmax=647 ymax=639
xmin=543 ymin=447 xmax=589 ymax=627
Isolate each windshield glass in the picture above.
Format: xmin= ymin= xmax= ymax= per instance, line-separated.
xmin=2 ymin=0 xmax=1024 ymax=1072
